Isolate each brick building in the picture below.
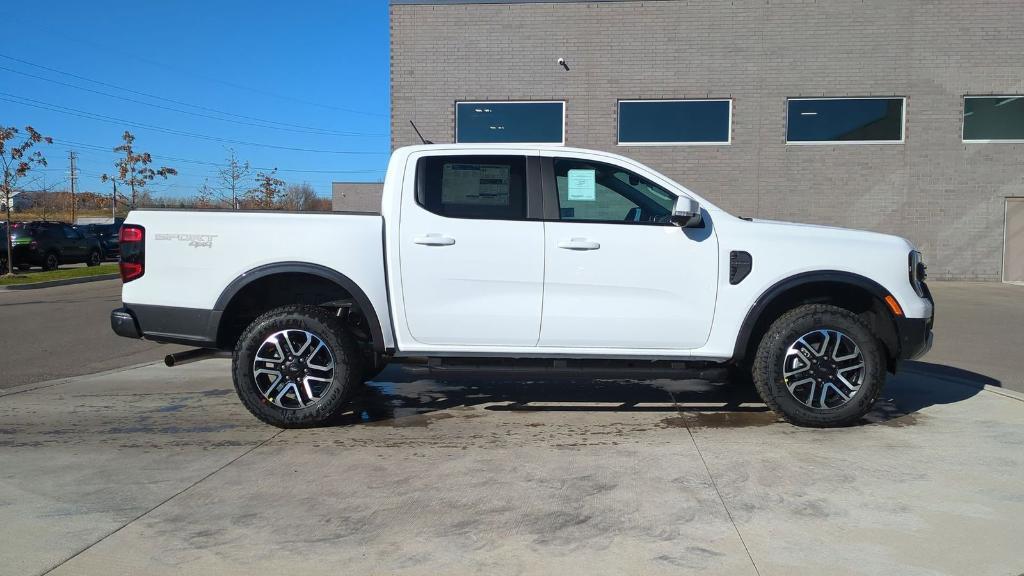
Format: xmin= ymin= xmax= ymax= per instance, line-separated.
xmin=379 ymin=0 xmax=1024 ymax=280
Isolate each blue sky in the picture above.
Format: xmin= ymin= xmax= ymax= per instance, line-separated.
xmin=0 ymin=0 xmax=390 ymax=199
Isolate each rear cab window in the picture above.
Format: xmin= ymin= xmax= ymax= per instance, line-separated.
xmin=415 ymin=155 xmax=528 ymax=220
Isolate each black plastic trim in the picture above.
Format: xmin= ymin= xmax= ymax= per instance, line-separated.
xmin=213 ymin=262 xmax=387 ymax=353
xmin=526 ymin=156 xmax=544 ymax=220
xmin=732 ymin=270 xmax=898 ymax=362
xmin=729 ymin=251 xmax=753 ymax=285
xmin=110 ymin=307 xmax=141 ymax=339
xmin=113 ymin=303 xmax=220 ymax=346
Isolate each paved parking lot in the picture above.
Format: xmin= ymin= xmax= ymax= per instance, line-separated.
xmin=0 ymin=281 xmax=1022 ymax=575
xmin=2 ymin=360 xmax=1023 ymax=576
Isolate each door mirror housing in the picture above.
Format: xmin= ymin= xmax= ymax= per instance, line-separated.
xmin=670 ymin=196 xmax=702 ymax=228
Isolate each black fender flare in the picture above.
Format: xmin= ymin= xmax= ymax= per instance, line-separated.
xmin=214 ymin=262 xmax=386 ymax=353
xmin=732 ymin=270 xmax=898 ymax=361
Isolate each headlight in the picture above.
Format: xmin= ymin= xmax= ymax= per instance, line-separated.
xmin=908 ymin=250 xmax=927 ymax=297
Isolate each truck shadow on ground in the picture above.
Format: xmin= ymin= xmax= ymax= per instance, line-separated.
xmin=335 ymin=360 xmax=995 ymax=429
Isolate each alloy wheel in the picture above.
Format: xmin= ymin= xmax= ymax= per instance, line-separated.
xmin=782 ymin=329 xmax=865 ymax=410
xmin=252 ymin=329 xmax=336 ymax=409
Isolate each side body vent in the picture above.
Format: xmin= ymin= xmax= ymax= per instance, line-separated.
xmin=729 ymin=251 xmax=753 ymax=285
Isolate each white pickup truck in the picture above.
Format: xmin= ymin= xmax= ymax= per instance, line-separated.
xmin=111 ymin=144 xmax=933 ymax=428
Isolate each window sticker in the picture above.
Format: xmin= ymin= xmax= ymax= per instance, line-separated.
xmin=441 ymin=163 xmax=511 ymax=206
xmin=567 ymin=169 xmax=596 ymax=201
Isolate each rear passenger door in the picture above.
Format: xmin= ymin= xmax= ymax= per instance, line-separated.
xmin=398 ymin=152 xmax=545 ymax=347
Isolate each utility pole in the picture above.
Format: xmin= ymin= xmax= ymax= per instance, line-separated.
xmin=68 ymin=150 xmax=77 ymax=224
xmin=111 ymin=180 xmax=117 ymax=221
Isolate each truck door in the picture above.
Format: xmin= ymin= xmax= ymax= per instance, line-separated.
xmin=398 ymin=153 xmax=544 ymax=347
xmin=538 ymin=155 xmax=719 ymax=350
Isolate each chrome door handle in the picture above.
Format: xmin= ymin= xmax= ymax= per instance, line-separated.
xmin=413 ymin=233 xmax=456 ymax=246
xmin=557 ymin=238 xmax=600 ymax=251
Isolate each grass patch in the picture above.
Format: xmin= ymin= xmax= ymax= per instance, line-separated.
xmin=0 ymin=264 xmax=120 ymax=286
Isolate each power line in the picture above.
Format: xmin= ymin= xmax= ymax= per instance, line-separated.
xmin=52 ymin=139 xmax=385 ymax=174
xmin=0 ymin=63 xmax=385 ymax=138
xmin=0 ymin=92 xmax=389 ymax=156
xmin=0 ymin=52 xmax=386 ymax=120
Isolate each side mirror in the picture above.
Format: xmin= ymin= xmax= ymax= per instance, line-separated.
xmin=670 ymin=196 xmax=702 ymax=228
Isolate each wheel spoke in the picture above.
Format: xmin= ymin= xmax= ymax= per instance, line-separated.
xmin=252 ymin=329 xmax=335 ymax=411
xmin=782 ymin=328 xmax=865 ymax=411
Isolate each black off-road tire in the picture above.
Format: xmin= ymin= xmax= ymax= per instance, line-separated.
xmin=232 ymin=304 xmax=362 ymax=428
xmin=751 ymin=304 xmax=886 ymax=428
xmin=42 ymin=252 xmax=59 ymax=271
xmin=86 ymin=249 xmax=102 ymax=266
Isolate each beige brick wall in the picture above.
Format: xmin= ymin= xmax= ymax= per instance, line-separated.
xmin=332 ymin=182 xmax=383 ymax=213
xmin=391 ymin=0 xmax=1024 ymax=280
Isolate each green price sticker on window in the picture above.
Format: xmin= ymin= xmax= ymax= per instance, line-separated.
xmin=567 ymin=169 xmax=596 ymax=201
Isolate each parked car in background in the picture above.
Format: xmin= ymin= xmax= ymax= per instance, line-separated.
xmin=78 ymin=223 xmax=122 ymax=260
xmin=10 ymin=221 xmax=104 ymax=270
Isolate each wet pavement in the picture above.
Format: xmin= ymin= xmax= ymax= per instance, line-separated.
xmin=2 ymin=360 xmax=1022 ymax=576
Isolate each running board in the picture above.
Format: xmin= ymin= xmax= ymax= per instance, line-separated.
xmin=164 ymin=348 xmax=231 ymax=367
xmin=391 ymin=356 xmax=731 ymax=380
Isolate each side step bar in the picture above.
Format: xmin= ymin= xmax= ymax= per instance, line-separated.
xmin=165 ymin=348 xmax=231 ymax=367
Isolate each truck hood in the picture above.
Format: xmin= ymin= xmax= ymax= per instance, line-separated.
xmin=746 ymin=217 xmax=916 ymax=251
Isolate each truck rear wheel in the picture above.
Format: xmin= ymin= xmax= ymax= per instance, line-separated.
xmin=751 ymin=304 xmax=885 ymax=427
xmin=232 ymin=304 xmax=362 ymax=428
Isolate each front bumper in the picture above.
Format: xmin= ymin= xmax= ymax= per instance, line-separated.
xmin=895 ymin=284 xmax=934 ymax=360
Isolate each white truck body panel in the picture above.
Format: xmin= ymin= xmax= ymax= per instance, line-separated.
xmin=120 ymin=211 xmax=397 ymax=349
xmin=120 ymin=144 xmax=931 ymax=363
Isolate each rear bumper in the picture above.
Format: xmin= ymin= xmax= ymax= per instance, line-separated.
xmin=111 ymin=304 xmax=220 ymax=347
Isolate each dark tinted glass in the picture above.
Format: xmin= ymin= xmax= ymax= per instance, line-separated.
xmin=787 ymin=98 xmax=904 ymax=142
xmin=552 ymin=158 xmax=675 ymax=224
xmin=963 ymin=97 xmax=1024 ymax=141
xmin=416 ymin=155 xmax=528 ymax=220
xmin=456 ymin=102 xmax=563 ymax=144
xmin=619 ymin=100 xmax=730 ymax=144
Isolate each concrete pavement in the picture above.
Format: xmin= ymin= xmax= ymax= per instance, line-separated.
xmin=2 ymin=359 xmax=1022 ymax=576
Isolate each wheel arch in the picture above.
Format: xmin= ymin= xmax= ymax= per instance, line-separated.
xmin=733 ymin=270 xmax=902 ymax=369
xmin=214 ymin=262 xmax=386 ymax=353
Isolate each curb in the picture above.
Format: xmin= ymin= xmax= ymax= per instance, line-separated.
xmin=0 ymin=273 xmax=120 ymax=291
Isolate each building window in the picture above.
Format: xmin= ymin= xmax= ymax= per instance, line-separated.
xmin=415 ymin=155 xmax=528 ymax=220
xmin=786 ymin=97 xmax=905 ymax=144
xmin=618 ymin=99 xmax=732 ymax=145
xmin=455 ymin=101 xmax=564 ymax=144
xmin=963 ymin=96 xmax=1024 ymax=142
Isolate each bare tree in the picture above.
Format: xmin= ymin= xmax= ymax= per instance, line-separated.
xmin=100 ymin=131 xmax=177 ymax=210
xmin=195 ymin=179 xmax=215 ymax=208
xmin=282 ymin=182 xmax=319 ymax=211
xmin=1 ymin=125 xmax=52 ymax=275
xmin=218 ymin=148 xmax=250 ymax=209
xmin=247 ymin=169 xmax=285 ymax=209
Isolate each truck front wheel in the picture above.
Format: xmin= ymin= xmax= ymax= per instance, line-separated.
xmin=232 ymin=305 xmax=362 ymax=428
xmin=751 ymin=304 xmax=885 ymax=427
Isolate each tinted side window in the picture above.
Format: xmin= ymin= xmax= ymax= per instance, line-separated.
xmin=416 ymin=155 xmax=528 ymax=220
xmin=63 ymin=226 xmax=81 ymax=239
xmin=552 ymin=158 xmax=675 ymax=224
